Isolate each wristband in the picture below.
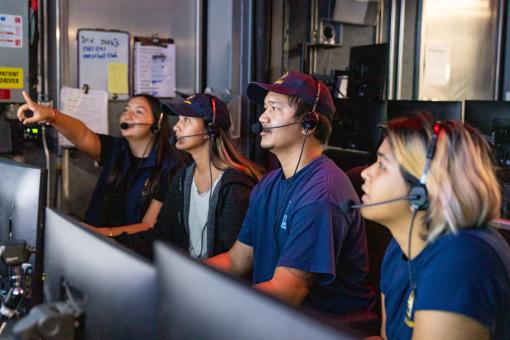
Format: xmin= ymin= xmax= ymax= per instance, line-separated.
xmin=45 ymin=107 xmax=59 ymax=124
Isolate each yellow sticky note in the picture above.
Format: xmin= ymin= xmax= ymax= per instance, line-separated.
xmin=108 ymin=63 xmax=128 ymax=94
xmin=0 ymin=67 xmax=23 ymax=89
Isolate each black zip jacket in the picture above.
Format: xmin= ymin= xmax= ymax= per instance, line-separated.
xmin=118 ymin=163 xmax=257 ymax=259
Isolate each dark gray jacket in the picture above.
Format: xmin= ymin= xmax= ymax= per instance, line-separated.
xmin=120 ymin=163 xmax=257 ymax=259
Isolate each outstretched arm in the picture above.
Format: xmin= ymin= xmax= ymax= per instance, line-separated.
xmin=83 ymin=199 xmax=163 ymax=236
xmin=17 ymin=91 xmax=101 ymax=161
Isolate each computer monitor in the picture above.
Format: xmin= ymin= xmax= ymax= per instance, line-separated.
xmin=386 ymin=100 xmax=462 ymax=122
xmin=0 ymin=157 xmax=47 ymax=305
xmin=464 ymin=101 xmax=510 ymax=167
xmin=42 ymin=208 xmax=157 ymax=339
xmin=154 ymin=242 xmax=358 ymax=340
xmin=347 ymin=43 xmax=388 ymax=100
xmin=464 ymin=101 xmax=510 ymax=137
xmin=328 ymin=98 xmax=386 ymax=153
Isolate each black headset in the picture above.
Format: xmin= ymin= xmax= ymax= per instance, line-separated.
xmin=271 ymin=77 xmax=324 ymax=255
xmin=401 ymin=121 xmax=441 ymax=212
xmin=205 ymin=96 xmax=220 ymax=139
xmin=300 ymin=78 xmax=321 ymax=131
xmin=150 ymin=112 xmax=164 ymax=134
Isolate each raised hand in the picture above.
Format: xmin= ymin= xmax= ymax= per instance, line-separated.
xmin=17 ymin=91 xmax=54 ymax=125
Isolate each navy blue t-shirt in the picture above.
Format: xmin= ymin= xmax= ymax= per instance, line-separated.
xmin=84 ymin=135 xmax=182 ymax=227
xmin=237 ymin=155 xmax=375 ymax=315
xmin=381 ymin=227 xmax=510 ymax=339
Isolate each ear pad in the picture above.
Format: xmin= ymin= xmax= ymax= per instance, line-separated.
xmin=206 ymin=123 xmax=220 ymax=138
xmin=151 ymin=113 xmax=163 ymax=134
xmin=401 ymin=167 xmax=429 ymax=211
xmin=301 ymin=112 xmax=318 ymax=130
xmin=409 ymin=184 xmax=429 ymax=211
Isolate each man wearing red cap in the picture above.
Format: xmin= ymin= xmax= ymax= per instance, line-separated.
xmin=207 ymin=71 xmax=375 ymax=316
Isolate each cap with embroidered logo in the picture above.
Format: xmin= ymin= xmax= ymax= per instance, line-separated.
xmin=246 ymin=71 xmax=336 ymax=120
xmin=161 ymin=94 xmax=231 ymax=132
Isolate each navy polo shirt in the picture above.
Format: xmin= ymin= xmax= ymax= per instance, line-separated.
xmin=237 ymin=155 xmax=375 ymax=315
xmin=84 ymin=135 xmax=176 ymax=227
xmin=381 ymin=227 xmax=510 ymax=339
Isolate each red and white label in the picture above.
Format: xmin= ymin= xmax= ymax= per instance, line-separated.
xmin=0 ymin=14 xmax=23 ymax=48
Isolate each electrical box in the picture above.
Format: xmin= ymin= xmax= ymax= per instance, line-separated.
xmin=0 ymin=0 xmax=30 ymax=103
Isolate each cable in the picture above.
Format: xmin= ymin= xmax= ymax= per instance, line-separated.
xmin=404 ymin=209 xmax=419 ymax=327
xmin=272 ymin=128 xmax=309 ymax=255
xmin=190 ymin=134 xmax=215 ymax=260
xmin=407 ymin=210 xmax=418 ymax=290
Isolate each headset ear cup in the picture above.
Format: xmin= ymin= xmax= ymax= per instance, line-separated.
xmin=207 ymin=123 xmax=220 ymax=139
xmin=151 ymin=113 xmax=163 ymax=134
xmin=409 ymin=184 xmax=429 ymax=211
xmin=301 ymin=112 xmax=318 ymax=131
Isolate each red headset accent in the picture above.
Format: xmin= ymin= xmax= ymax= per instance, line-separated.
xmin=206 ymin=96 xmax=220 ymax=138
xmin=211 ymin=97 xmax=217 ymax=124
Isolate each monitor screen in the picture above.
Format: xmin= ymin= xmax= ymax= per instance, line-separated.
xmin=386 ymin=100 xmax=462 ymax=122
xmin=328 ymin=98 xmax=386 ymax=153
xmin=347 ymin=43 xmax=388 ymax=100
xmin=464 ymin=100 xmax=510 ymax=137
xmin=0 ymin=157 xmax=46 ymax=305
xmin=43 ymin=208 xmax=157 ymax=339
xmin=154 ymin=242 xmax=358 ymax=340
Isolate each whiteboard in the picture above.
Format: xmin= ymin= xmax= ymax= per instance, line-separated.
xmin=134 ymin=37 xmax=176 ymax=98
xmin=77 ymin=29 xmax=130 ymax=100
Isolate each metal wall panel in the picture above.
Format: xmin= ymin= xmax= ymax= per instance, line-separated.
xmin=206 ymin=0 xmax=233 ymax=95
xmin=418 ymin=0 xmax=500 ymax=100
xmin=0 ymin=0 xmax=30 ymax=103
xmin=65 ymin=0 xmax=200 ymax=94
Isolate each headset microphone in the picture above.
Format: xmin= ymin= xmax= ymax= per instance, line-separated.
xmin=251 ymin=121 xmax=304 ymax=134
xmin=169 ymin=132 xmax=210 ymax=145
xmin=339 ymin=195 xmax=421 ymax=215
xmin=120 ymin=122 xmax=152 ymax=129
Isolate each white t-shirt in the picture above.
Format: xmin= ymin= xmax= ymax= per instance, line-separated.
xmin=188 ymin=173 xmax=222 ymax=259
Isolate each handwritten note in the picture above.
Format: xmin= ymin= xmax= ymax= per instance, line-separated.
xmin=78 ymin=29 xmax=129 ymax=99
xmin=108 ymin=63 xmax=128 ymax=94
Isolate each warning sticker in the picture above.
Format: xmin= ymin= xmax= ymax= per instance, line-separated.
xmin=0 ymin=14 xmax=23 ymax=48
xmin=0 ymin=67 xmax=23 ymax=89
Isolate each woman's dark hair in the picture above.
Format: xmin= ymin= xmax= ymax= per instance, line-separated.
xmin=100 ymin=94 xmax=179 ymax=224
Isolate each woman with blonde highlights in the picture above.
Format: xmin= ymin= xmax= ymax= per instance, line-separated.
xmin=360 ymin=115 xmax=510 ymax=340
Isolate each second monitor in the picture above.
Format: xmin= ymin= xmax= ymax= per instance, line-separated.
xmin=40 ymin=208 xmax=157 ymax=339
xmin=386 ymin=100 xmax=462 ymax=122
xmin=328 ymin=98 xmax=386 ymax=153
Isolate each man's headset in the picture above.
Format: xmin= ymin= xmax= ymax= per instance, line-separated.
xmin=302 ymin=78 xmax=320 ymax=131
xmin=271 ymin=77 xmax=323 ymax=255
xmin=341 ymin=122 xmax=441 ymax=214
xmin=251 ymin=78 xmax=321 ymax=134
